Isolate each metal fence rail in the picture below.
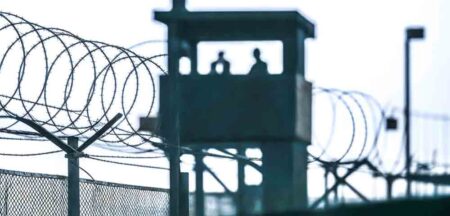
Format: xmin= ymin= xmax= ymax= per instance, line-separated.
xmin=0 ymin=169 xmax=169 ymax=216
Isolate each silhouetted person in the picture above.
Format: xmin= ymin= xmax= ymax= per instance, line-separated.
xmin=248 ymin=48 xmax=268 ymax=75
xmin=210 ymin=51 xmax=231 ymax=75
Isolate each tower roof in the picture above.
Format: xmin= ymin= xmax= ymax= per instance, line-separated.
xmin=154 ymin=11 xmax=315 ymax=41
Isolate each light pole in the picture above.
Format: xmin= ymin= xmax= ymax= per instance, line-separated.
xmin=405 ymin=27 xmax=425 ymax=198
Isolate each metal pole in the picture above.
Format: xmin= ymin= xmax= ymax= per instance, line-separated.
xmin=180 ymin=172 xmax=190 ymax=216
xmin=194 ymin=151 xmax=205 ymax=216
xmin=404 ymin=27 xmax=425 ymax=198
xmin=5 ymin=115 xmax=121 ymax=216
xmin=386 ymin=175 xmax=393 ymax=200
xmin=169 ymin=148 xmax=180 ymax=216
xmin=434 ymin=184 xmax=438 ymax=197
xmin=237 ymin=146 xmax=246 ymax=216
xmin=167 ymin=8 xmax=182 ymax=216
xmin=405 ymin=37 xmax=412 ymax=198
xmin=173 ymin=0 xmax=186 ymax=11
xmin=67 ymin=137 xmax=80 ymax=216
xmin=189 ymin=40 xmax=198 ymax=75
xmin=332 ymin=168 xmax=338 ymax=204
xmin=324 ymin=168 xmax=329 ymax=209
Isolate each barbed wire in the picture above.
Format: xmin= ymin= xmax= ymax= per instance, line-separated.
xmin=310 ymin=86 xmax=450 ymax=180
xmin=85 ymin=153 xmax=166 ymax=159
xmin=84 ymin=155 xmax=170 ymax=171
xmin=309 ymin=87 xmax=380 ymax=165
xmin=0 ymin=11 xmax=447 ymax=181
xmin=0 ymin=149 xmax=62 ymax=157
xmin=0 ymin=11 xmax=166 ymax=149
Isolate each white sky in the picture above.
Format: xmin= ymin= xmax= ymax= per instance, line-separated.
xmin=1 ymin=0 xmax=446 ymax=110
xmin=0 ymin=0 xmax=449 ymax=200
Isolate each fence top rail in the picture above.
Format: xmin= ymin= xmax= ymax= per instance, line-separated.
xmin=80 ymin=178 xmax=170 ymax=192
xmin=0 ymin=168 xmax=66 ymax=180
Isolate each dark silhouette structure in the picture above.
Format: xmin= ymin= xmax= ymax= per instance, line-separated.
xmin=156 ymin=1 xmax=314 ymax=215
xmin=210 ymin=51 xmax=231 ymax=75
xmin=249 ymin=48 xmax=268 ymax=75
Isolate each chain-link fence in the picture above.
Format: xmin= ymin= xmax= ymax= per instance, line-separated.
xmin=0 ymin=169 xmax=169 ymax=216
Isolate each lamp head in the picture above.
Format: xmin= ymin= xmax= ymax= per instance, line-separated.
xmin=406 ymin=27 xmax=425 ymax=40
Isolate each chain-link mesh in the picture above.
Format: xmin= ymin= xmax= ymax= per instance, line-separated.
xmin=0 ymin=169 xmax=169 ymax=216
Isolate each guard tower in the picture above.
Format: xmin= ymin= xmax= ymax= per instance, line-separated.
xmin=155 ymin=1 xmax=314 ymax=214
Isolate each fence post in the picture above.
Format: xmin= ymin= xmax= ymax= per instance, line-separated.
xmin=180 ymin=172 xmax=190 ymax=216
xmin=324 ymin=168 xmax=329 ymax=209
xmin=194 ymin=152 xmax=205 ymax=216
xmin=67 ymin=137 xmax=80 ymax=216
xmin=237 ymin=146 xmax=246 ymax=215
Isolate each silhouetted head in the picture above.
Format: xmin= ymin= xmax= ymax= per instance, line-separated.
xmin=253 ymin=48 xmax=261 ymax=60
xmin=218 ymin=51 xmax=225 ymax=58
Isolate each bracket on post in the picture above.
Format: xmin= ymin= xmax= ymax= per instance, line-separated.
xmin=1 ymin=113 xmax=123 ymax=216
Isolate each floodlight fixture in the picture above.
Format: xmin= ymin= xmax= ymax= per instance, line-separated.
xmin=406 ymin=27 xmax=425 ymax=40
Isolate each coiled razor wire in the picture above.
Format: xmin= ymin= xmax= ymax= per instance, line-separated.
xmin=0 ymin=10 xmax=391 ymax=168
xmin=0 ymin=11 xmax=167 ymax=149
xmin=1 ymin=11 xmax=434 ymax=176
xmin=309 ymin=87 xmax=388 ymax=167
